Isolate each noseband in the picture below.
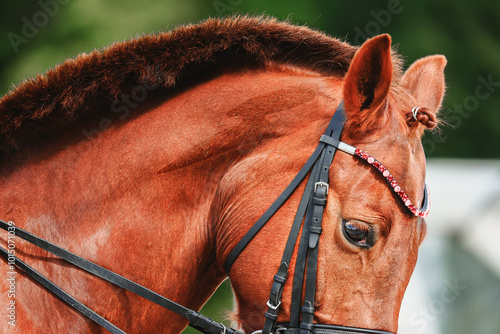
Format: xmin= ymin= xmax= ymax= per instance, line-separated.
xmin=0 ymin=101 xmax=429 ymax=334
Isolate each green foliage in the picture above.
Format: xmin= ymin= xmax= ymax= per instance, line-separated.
xmin=183 ymin=280 xmax=234 ymax=334
xmin=1 ymin=0 xmax=498 ymax=158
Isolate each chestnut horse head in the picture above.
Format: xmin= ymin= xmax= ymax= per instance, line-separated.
xmin=0 ymin=17 xmax=445 ymax=333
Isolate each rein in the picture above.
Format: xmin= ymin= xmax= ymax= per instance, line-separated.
xmin=0 ymin=101 xmax=428 ymax=334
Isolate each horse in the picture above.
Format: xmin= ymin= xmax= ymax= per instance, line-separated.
xmin=0 ymin=16 xmax=446 ymax=333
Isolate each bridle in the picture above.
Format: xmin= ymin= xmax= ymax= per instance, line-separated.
xmin=223 ymin=101 xmax=428 ymax=334
xmin=0 ymin=101 xmax=429 ymax=334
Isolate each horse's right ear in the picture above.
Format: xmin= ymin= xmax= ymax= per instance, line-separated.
xmin=400 ymin=55 xmax=447 ymax=132
xmin=342 ymin=34 xmax=393 ymax=137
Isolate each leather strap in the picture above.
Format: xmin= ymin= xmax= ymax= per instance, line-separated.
xmin=262 ymin=162 xmax=321 ymax=334
xmin=223 ymin=143 xmax=324 ymax=275
xmin=261 ymin=102 xmax=345 ymax=333
xmin=291 ymin=104 xmax=345 ymax=332
xmin=223 ymin=102 xmax=346 ymax=275
xmin=300 ymin=124 xmax=339 ymax=333
xmin=0 ymin=246 xmax=126 ymax=334
xmin=289 ymin=170 xmax=317 ymax=328
xmin=0 ymin=220 xmax=243 ymax=334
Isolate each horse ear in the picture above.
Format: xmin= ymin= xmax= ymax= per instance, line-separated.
xmin=343 ymin=34 xmax=393 ymax=136
xmin=400 ymin=55 xmax=447 ymax=131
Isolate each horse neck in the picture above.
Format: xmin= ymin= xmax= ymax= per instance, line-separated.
xmin=0 ymin=66 xmax=341 ymax=326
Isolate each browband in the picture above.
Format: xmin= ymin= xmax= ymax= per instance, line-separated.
xmin=319 ymin=135 xmax=430 ymax=218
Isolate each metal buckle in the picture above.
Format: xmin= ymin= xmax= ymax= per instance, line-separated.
xmin=266 ymin=299 xmax=281 ymax=310
xmin=220 ymin=323 xmax=227 ymax=334
xmin=314 ymin=182 xmax=329 ymax=195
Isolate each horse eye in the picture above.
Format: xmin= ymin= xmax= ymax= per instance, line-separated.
xmin=342 ymin=220 xmax=372 ymax=248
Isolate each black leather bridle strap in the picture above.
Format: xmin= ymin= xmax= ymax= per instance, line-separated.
xmin=288 ymin=151 xmax=330 ymax=332
xmin=300 ymin=140 xmax=337 ymax=333
xmin=289 ymin=159 xmax=320 ymax=329
xmin=0 ymin=246 xmax=126 ymax=334
xmin=223 ymin=101 xmax=346 ymax=275
xmin=226 ymin=101 xmax=345 ymax=333
xmin=223 ymin=143 xmax=324 ymax=275
xmin=288 ymin=105 xmax=344 ymax=333
xmin=289 ymin=200 xmax=313 ymax=329
xmin=0 ymin=220 xmax=243 ymax=334
xmin=264 ymin=102 xmax=346 ymax=333
xmin=262 ymin=162 xmax=321 ymax=334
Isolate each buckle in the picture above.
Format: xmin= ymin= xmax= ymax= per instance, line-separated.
xmin=314 ymin=182 xmax=329 ymax=195
xmin=266 ymin=299 xmax=281 ymax=310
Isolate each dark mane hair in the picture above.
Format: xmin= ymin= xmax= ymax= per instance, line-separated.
xmin=0 ymin=16 xmax=361 ymax=154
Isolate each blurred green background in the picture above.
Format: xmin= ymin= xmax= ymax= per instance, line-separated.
xmin=0 ymin=1 xmax=498 ymax=333
xmin=1 ymin=0 xmax=499 ymax=159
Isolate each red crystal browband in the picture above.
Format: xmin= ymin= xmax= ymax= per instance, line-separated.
xmin=320 ymin=135 xmax=430 ymax=218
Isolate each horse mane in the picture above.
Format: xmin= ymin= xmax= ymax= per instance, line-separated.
xmin=0 ymin=16 xmax=399 ymax=155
